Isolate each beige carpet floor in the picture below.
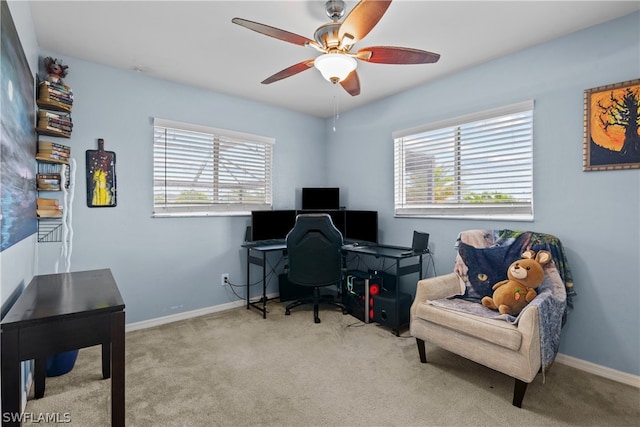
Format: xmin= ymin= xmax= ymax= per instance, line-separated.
xmin=24 ymin=303 xmax=640 ymax=426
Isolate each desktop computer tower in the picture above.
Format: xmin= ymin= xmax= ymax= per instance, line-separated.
xmin=372 ymin=291 xmax=412 ymax=330
xmin=343 ymin=270 xmax=382 ymax=323
xmin=367 ymin=269 xmax=397 ymax=293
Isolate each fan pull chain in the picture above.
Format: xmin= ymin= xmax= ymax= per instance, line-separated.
xmin=333 ymin=95 xmax=340 ymax=132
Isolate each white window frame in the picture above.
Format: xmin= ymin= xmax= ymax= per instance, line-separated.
xmin=153 ymin=118 xmax=274 ymax=217
xmin=393 ymin=101 xmax=534 ymax=221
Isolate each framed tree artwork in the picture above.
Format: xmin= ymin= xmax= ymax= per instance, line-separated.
xmin=583 ymin=79 xmax=640 ymax=171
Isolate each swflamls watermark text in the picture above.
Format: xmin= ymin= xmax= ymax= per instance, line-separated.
xmin=2 ymin=412 xmax=71 ymax=423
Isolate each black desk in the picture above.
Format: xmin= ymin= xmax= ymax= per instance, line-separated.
xmin=243 ymin=242 xmax=286 ymax=318
xmin=1 ymin=269 xmax=125 ymax=426
xmin=243 ymin=242 xmax=425 ymax=330
xmin=343 ymin=244 xmax=424 ymax=335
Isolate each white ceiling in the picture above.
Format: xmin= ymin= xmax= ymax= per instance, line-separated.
xmin=30 ymin=1 xmax=639 ymax=118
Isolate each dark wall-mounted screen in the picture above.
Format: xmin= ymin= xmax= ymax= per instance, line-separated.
xmin=301 ymin=187 xmax=340 ymax=210
xmin=345 ymin=210 xmax=378 ymax=244
xmin=251 ymin=210 xmax=297 ymax=242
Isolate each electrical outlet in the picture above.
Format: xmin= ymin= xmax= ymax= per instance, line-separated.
xmin=221 ymin=273 xmax=229 ymax=286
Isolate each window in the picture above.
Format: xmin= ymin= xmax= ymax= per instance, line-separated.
xmin=153 ymin=118 xmax=273 ymax=216
xmin=394 ymin=101 xmax=534 ymax=220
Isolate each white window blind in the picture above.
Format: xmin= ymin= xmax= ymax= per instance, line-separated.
xmin=153 ymin=118 xmax=274 ymax=216
xmin=393 ymin=101 xmax=534 ymax=220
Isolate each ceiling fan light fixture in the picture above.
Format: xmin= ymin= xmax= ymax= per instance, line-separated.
xmin=314 ymin=53 xmax=357 ymax=83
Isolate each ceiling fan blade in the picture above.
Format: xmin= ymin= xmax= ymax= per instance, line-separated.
xmin=357 ymin=46 xmax=441 ymax=64
xmin=338 ymin=0 xmax=392 ymax=46
xmin=261 ymin=60 xmax=315 ymax=85
xmin=232 ymin=17 xmax=317 ymax=47
xmin=340 ymin=70 xmax=360 ymax=96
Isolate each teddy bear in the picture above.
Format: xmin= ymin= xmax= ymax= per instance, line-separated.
xmin=481 ymin=249 xmax=552 ymax=316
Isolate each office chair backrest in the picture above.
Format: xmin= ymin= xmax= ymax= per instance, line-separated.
xmin=286 ymin=214 xmax=343 ymax=287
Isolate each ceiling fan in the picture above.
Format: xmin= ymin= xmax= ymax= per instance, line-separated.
xmin=232 ymin=0 xmax=440 ymax=96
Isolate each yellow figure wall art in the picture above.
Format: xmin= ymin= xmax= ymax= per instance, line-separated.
xmin=92 ymin=169 xmax=111 ymax=206
xmin=86 ymin=139 xmax=117 ymax=207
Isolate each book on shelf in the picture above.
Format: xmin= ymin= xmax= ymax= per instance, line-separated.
xmin=38 ymin=145 xmax=70 ymax=153
xmin=37 ymin=98 xmax=72 ymax=112
xmin=38 ymin=149 xmax=70 ymax=158
xmin=36 ymin=125 xmax=71 ymax=138
xmin=40 ymin=91 xmax=73 ymax=106
xmin=41 ymin=118 xmax=73 ymax=130
xmin=38 ymin=119 xmax=72 ymax=133
xmin=37 ymin=140 xmax=71 ymax=162
xmin=37 ymin=197 xmax=62 ymax=218
xmin=36 ymin=174 xmax=61 ymax=191
xmin=38 ymin=140 xmax=70 ymax=151
xmin=38 ymin=118 xmax=72 ymax=130
xmin=47 ymin=86 xmax=74 ymax=98
xmin=38 ymin=110 xmax=72 ymax=121
xmin=41 ymin=80 xmax=73 ymax=94
xmin=38 ymin=116 xmax=72 ymax=128
xmin=37 ymin=152 xmax=70 ymax=162
xmin=47 ymin=93 xmax=73 ymax=105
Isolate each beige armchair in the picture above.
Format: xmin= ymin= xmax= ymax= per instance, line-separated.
xmin=409 ymin=229 xmax=572 ymax=408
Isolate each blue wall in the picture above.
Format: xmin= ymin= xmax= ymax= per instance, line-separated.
xmin=326 ymin=12 xmax=640 ymax=376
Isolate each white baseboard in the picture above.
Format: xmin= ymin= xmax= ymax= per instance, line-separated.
xmin=124 ymin=297 xmax=639 ymax=389
xmin=125 ymin=293 xmax=278 ymax=333
xmin=555 ymin=353 xmax=640 ymax=388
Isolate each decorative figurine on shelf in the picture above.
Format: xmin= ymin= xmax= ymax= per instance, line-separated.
xmin=43 ymin=57 xmax=69 ymax=85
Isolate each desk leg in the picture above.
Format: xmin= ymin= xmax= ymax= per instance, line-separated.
xmin=34 ymin=357 xmax=46 ymax=398
xmin=261 ymin=252 xmax=267 ymax=319
xmin=246 ymin=248 xmax=251 ymax=310
xmin=111 ymin=310 xmax=125 ymax=427
xmin=102 ymin=341 xmax=111 ymax=379
xmin=394 ymin=259 xmax=401 ymax=336
xmin=1 ymin=328 xmax=20 ymax=426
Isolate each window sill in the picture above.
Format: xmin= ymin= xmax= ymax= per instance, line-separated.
xmin=152 ymin=211 xmax=250 ymax=218
xmin=394 ymin=213 xmax=534 ymax=222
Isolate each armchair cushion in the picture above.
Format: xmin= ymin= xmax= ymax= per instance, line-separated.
xmin=415 ymin=301 xmax=522 ymax=350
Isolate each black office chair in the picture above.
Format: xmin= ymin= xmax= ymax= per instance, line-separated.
xmin=285 ymin=214 xmax=347 ymax=323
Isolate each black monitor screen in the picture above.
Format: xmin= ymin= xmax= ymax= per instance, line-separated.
xmin=251 ymin=210 xmax=297 ymax=242
xmin=301 ymin=187 xmax=340 ymax=210
xmin=345 ymin=210 xmax=378 ymax=244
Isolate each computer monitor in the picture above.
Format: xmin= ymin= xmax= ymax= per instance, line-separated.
xmin=250 ymin=210 xmax=297 ymax=242
xmin=298 ymin=210 xmax=346 ymax=236
xmin=412 ymin=231 xmax=430 ymax=253
xmin=301 ymin=187 xmax=340 ymax=210
xmin=344 ymin=210 xmax=378 ymax=244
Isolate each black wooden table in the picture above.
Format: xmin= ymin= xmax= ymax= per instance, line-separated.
xmin=1 ymin=269 xmax=125 ymax=426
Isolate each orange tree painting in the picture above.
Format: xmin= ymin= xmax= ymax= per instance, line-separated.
xmin=584 ymin=79 xmax=640 ymax=171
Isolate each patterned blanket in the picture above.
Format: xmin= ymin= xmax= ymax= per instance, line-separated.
xmin=429 ymin=229 xmax=575 ymax=372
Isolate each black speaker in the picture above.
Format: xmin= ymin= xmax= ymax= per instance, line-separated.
xmin=372 ymin=292 xmax=412 ymax=329
xmin=279 ymin=274 xmax=313 ymax=302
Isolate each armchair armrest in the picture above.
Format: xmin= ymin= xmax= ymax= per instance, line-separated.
xmin=411 ymin=272 xmax=464 ymax=321
xmin=415 ymin=272 xmax=464 ymax=302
